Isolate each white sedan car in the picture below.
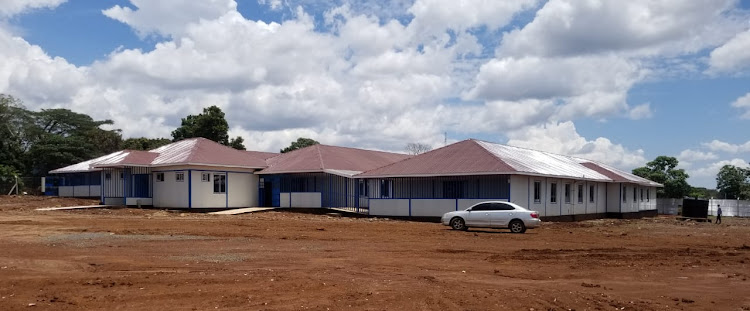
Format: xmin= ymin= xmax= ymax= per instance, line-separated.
xmin=441 ymin=201 xmax=541 ymax=233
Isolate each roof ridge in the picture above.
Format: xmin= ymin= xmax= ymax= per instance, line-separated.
xmin=472 ymin=138 xmax=582 ymax=160
xmin=472 ymin=140 xmax=518 ymax=171
xmin=316 ymin=144 xmax=325 ymax=170
xmin=316 ymin=143 xmax=409 ymax=156
xmin=357 ymin=139 xmax=473 ymax=176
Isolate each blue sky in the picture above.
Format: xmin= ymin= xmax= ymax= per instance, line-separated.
xmin=1 ymin=0 xmax=750 ymax=188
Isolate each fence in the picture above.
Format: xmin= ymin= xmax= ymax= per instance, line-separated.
xmin=657 ymin=198 xmax=750 ymax=217
xmin=0 ymin=177 xmax=42 ymax=195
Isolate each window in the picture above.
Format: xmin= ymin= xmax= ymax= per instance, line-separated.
xmin=633 ymin=187 xmax=637 ymax=202
xmin=647 ymin=189 xmax=650 ymax=202
xmin=577 ymin=184 xmax=584 ymax=203
xmin=622 ymin=186 xmax=627 ymax=202
xmin=359 ymin=180 xmax=368 ymax=197
xmin=550 ymin=183 xmax=557 ymax=203
xmin=105 ymin=173 xmax=112 ymax=180
xmin=156 ymin=173 xmax=164 ymax=182
xmin=201 ymin=173 xmax=210 ymax=182
xmin=380 ymin=179 xmax=392 ymax=198
xmin=471 ymin=203 xmax=492 ymax=211
xmin=175 ymin=172 xmax=185 ymax=182
xmin=533 ymin=181 xmax=541 ymax=203
xmin=564 ymin=183 xmax=571 ymax=204
xmin=589 ymin=185 xmax=595 ymax=203
xmin=213 ymin=174 xmax=226 ymax=193
xmin=494 ymin=203 xmax=516 ymax=211
xmin=120 ymin=172 xmax=124 ymax=179
xmin=640 ymin=188 xmax=644 ymax=201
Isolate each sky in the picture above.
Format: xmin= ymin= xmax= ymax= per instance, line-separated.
xmin=1 ymin=0 xmax=749 ymax=188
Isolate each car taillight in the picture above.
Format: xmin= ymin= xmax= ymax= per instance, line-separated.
xmin=530 ymin=212 xmax=539 ymax=219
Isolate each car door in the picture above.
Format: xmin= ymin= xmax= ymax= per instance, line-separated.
xmin=489 ymin=203 xmax=516 ymax=227
xmin=465 ymin=203 xmax=491 ymax=227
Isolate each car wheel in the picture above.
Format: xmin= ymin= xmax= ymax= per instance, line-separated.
xmin=509 ymin=220 xmax=526 ymax=234
xmin=450 ymin=217 xmax=467 ymax=231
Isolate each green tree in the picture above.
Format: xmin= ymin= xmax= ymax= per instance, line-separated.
xmin=229 ymin=136 xmax=246 ymax=150
xmin=0 ymin=94 xmax=29 ymax=172
xmin=172 ymin=106 xmax=230 ymax=144
xmin=716 ymin=165 xmax=750 ymax=199
xmin=26 ymin=135 xmax=93 ymax=176
xmin=632 ymin=156 xmax=691 ymax=198
xmin=688 ymin=187 xmax=719 ymax=199
xmin=122 ymin=137 xmax=172 ymax=150
xmin=280 ymin=137 xmax=319 ymax=153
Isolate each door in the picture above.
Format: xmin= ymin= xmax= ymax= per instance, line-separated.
xmin=262 ymin=182 xmax=273 ymax=207
xmin=466 ymin=203 xmax=492 ymax=227
xmin=489 ymin=203 xmax=516 ymax=227
xmin=132 ymin=174 xmax=150 ymax=198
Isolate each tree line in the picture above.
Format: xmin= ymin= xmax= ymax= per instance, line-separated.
xmin=632 ymin=156 xmax=749 ymax=199
xmin=0 ymin=94 xmax=319 ymax=179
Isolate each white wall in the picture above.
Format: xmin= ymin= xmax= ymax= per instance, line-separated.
xmin=606 ymin=183 xmax=621 ymax=213
xmin=411 ymin=199 xmax=456 ymax=217
xmin=102 ymin=169 xmax=124 ymax=198
xmin=152 ymin=166 xmax=259 ymax=209
xmin=279 ymin=193 xmax=322 ymax=208
xmin=126 ymin=198 xmax=152 ymax=206
xmin=58 ymin=185 xmax=101 ymax=198
xmin=509 ymin=175 xmax=529 ymax=207
xmin=369 ymin=199 xmax=410 ymax=216
xmin=153 ymin=170 xmax=189 ymax=208
xmin=73 ymin=185 xmax=90 ymax=197
xmin=58 ymin=186 xmax=73 ymax=197
xmin=90 ymin=185 xmax=101 ymax=197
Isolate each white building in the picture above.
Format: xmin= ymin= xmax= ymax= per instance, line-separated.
xmin=49 ymin=138 xmax=661 ymax=220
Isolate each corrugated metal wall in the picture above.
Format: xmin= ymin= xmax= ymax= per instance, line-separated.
xmin=270 ymin=174 xmax=510 ymax=208
xmin=101 ymin=167 xmax=153 ymax=199
xmin=276 ymin=173 xmax=356 ymax=208
xmin=370 ymin=175 xmax=510 ymax=199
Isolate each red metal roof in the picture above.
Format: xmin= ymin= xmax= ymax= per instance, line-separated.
xmin=95 ymin=150 xmax=159 ymax=167
xmin=258 ymin=144 xmax=410 ymax=175
xmin=149 ymin=138 xmax=268 ymax=168
xmin=357 ymin=139 xmax=518 ymax=177
xmin=359 ymin=139 xmax=662 ymax=187
xmin=245 ymin=150 xmax=279 ymax=160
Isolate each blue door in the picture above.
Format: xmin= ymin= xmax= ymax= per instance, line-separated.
xmin=132 ymin=174 xmax=150 ymax=198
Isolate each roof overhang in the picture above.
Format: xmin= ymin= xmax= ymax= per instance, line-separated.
xmin=149 ymin=162 xmax=266 ymax=170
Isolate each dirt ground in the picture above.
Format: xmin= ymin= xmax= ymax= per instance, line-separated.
xmin=0 ymin=196 xmax=749 ymax=311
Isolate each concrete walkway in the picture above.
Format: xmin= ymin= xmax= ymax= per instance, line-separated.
xmin=36 ymin=205 xmax=108 ymax=211
xmin=208 ymin=207 xmax=275 ymax=215
xmin=328 ymin=207 xmax=368 ymax=215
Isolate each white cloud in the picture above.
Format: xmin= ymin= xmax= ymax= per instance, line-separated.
xmin=506 ymin=121 xmax=646 ymax=169
xmin=257 ymin=0 xmax=283 ymax=11
xmin=499 ymin=0 xmax=739 ymax=58
xmin=467 ymin=55 xmax=647 ymax=120
xmin=701 ymin=140 xmax=750 ymax=154
xmin=678 ymin=149 xmax=718 ymax=162
xmin=691 ymin=158 xmax=750 ymax=179
xmin=627 ymin=103 xmax=653 ymax=120
xmin=731 ymin=92 xmax=750 ymax=119
xmin=407 ymin=0 xmax=538 ymax=37
xmin=1 ymin=0 xmax=749 ymax=158
xmin=0 ymin=0 xmax=66 ymax=17
xmin=708 ymin=29 xmax=750 ymax=74
xmin=0 ymin=28 xmax=86 ymax=106
xmin=102 ymin=0 xmax=237 ymax=38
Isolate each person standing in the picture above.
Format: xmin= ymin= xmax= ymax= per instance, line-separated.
xmin=716 ymin=204 xmax=722 ymax=224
